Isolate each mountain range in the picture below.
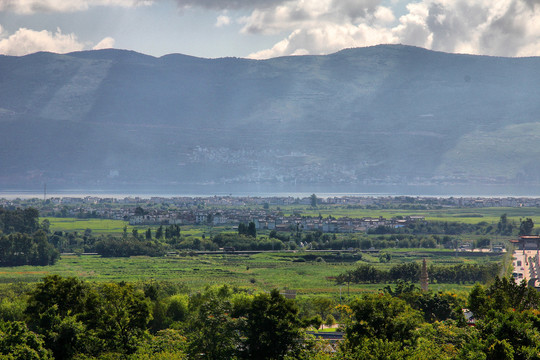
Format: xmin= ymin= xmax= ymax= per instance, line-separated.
xmin=1 ymin=44 xmax=540 ymax=194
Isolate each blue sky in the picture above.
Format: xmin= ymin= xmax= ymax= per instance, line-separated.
xmin=1 ymin=0 xmax=539 ymax=59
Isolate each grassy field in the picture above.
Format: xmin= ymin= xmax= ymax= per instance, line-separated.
xmin=0 ymin=251 xmax=502 ymax=296
xmin=282 ymin=206 xmax=540 ymax=225
xmin=32 ymin=209 xmax=515 ymax=296
xmin=42 ymin=217 xmax=227 ymax=238
xmin=43 ymin=217 xmax=129 ymax=234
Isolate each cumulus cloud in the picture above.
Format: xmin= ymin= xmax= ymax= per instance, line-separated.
xmin=243 ymin=0 xmax=540 ymax=58
xmin=93 ymin=36 xmax=115 ymax=50
xmin=0 ymin=27 xmax=117 ymax=55
xmin=243 ymin=0 xmax=397 ymax=58
xmin=215 ymin=14 xmax=231 ymax=27
xmin=0 ymin=27 xmax=84 ymax=55
xmin=393 ymin=0 xmax=540 ymax=56
xmin=0 ymin=0 xmax=153 ymax=14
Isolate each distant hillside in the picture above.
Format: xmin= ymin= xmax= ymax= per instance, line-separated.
xmin=1 ymin=45 xmax=540 ymax=193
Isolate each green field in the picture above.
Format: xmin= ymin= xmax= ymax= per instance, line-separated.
xmin=31 ymin=209 xmax=518 ymax=296
xmin=283 ymin=206 xmax=540 ymax=225
xmin=0 ymin=251 xmax=502 ymax=296
xmin=43 ymin=217 xmax=129 ymax=234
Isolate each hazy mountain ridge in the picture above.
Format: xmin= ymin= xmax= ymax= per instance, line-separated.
xmin=1 ymin=44 xmax=540 ymax=191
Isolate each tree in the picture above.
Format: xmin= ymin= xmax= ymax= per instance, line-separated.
xmin=25 ymin=275 xmax=90 ymax=359
xmin=345 ymin=293 xmax=423 ymax=349
xmin=156 ymin=225 xmax=163 ymax=240
xmin=248 ymin=222 xmax=257 ymax=238
xmin=312 ymin=297 xmax=335 ymax=323
xmin=145 ymin=228 xmax=152 ymax=240
xmin=187 ymin=295 xmax=240 ymax=359
xmin=497 ymin=214 xmax=513 ymax=235
xmin=134 ymin=206 xmax=147 ymax=216
xmin=0 ymin=321 xmax=52 ymax=360
xmin=310 ymin=194 xmax=318 ymax=208
xmin=240 ymin=289 xmax=304 ymax=360
xmin=83 ymin=282 xmax=152 ymax=354
xmin=520 ymin=218 xmax=534 ymax=236
xmin=40 ymin=219 xmax=50 ymax=233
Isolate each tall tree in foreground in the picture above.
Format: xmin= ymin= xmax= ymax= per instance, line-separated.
xmin=240 ymin=289 xmax=304 ymax=360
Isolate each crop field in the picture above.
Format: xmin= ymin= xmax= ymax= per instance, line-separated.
xmin=282 ymin=206 xmax=540 ymax=225
xmin=0 ymin=250 xmax=503 ymax=296
xmin=42 ymin=217 xmax=231 ymax=238
xmin=43 ymin=217 xmax=129 ymax=234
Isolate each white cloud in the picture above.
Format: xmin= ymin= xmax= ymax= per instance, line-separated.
xmin=244 ymin=0 xmax=540 ymax=58
xmin=93 ymin=36 xmax=115 ymax=49
xmin=248 ymin=24 xmax=395 ymax=59
xmin=0 ymin=27 xmax=84 ymax=55
xmin=0 ymin=0 xmax=153 ymax=14
xmin=243 ymin=0 xmax=397 ymax=58
xmin=215 ymin=14 xmax=231 ymax=27
xmin=392 ymin=0 xmax=540 ymax=57
xmin=0 ymin=27 xmax=117 ymax=55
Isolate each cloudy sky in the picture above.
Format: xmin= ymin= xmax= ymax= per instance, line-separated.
xmin=1 ymin=0 xmax=540 ymax=59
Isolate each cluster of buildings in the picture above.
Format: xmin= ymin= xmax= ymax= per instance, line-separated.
xmin=129 ymin=209 xmax=425 ymax=233
xmin=4 ymin=195 xmax=540 ymax=209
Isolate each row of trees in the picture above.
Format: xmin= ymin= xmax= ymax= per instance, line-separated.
xmin=0 ymin=231 xmax=59 ymax=266
xmin=3 ymin=275 xmax=540 ymax=359
xmin=336 ymin=262 xmax=500 ymax=285
xmin=0 ymin=275 xmax=315 ymax=359
xmin=0 ymin=208 xmax=58 ymax=266
xmin=0 ymin=207 xmax=40 ymax=235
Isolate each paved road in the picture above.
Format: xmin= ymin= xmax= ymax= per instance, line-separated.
xmin=513 ymin=249 xmax=540 ymax=284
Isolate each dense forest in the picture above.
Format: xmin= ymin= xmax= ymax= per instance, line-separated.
xmin=0 ymin=275 xmax=538 ymax=359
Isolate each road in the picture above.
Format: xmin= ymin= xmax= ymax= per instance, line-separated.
xmin=513 ymin=249 xmax=540 ymax=285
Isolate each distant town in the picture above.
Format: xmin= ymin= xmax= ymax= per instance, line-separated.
xmin=2 ymin=195 xmax=540 ymax=234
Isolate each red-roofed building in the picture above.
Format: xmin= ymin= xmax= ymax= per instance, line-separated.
xmin=512 ymin=236 xmax=540 ymax=250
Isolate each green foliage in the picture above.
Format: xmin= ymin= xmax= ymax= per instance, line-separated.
xmin=345 ymin=293 xmax=423 ymax=346
xmin=0 ymin=208 xmax=40 ymax=235
xmin=166 ymin=295 xmax=189 ymax=323
xmin=0 ymin=231 xmax=59 ymax=266
xmin=95 ymin=236 xmax=167 ymax=257
xmin=186 ymin=294 xmax=240 ymax=359
xmin=240 ymin=289 xmax=304 ymax=360
xmin=468 ymin=277 xmax=540 ymax=319
xmin=519 ymin=218 xmax=535 ymax=236
xmin=337 ymin=262 xmax=499 ymax=285
xmin=497 ymin=214 xmax=514 ymax=235
xmin=26 ymin=275 xmax=151 ymax=358
xmin=0 ymin=321 xmax=52 ymax=360
xmin=84 ymin=283 xmax=152 ymax=355
xmin=238 ymin=222 xmax=257 ymax=238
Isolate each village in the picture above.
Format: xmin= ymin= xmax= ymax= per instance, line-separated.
xmin=4 ymin=194 xmax=540 ymax=235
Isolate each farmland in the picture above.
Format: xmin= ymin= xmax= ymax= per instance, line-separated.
xmin=0 ymin=250 xmax=504 ymax=296
xmin=25 ymin=204 xmax=523 ymax=296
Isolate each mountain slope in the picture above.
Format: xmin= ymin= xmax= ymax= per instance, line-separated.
xmin=1 ymin=45 xmax=540 ymax=191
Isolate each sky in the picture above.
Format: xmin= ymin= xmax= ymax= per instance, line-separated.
xmin=0 ymin=0 xmax=540 ymax=59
